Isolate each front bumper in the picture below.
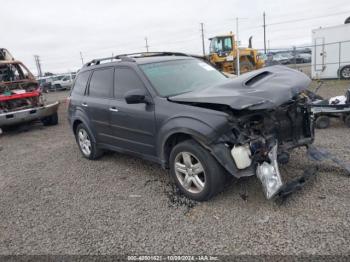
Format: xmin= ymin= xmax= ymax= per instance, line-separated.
xmin=0 ymin=101 xmax=59 ymax=127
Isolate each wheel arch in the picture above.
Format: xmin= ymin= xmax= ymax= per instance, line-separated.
xmin=162 ymin=132 xmax=195 ymax=168
xmin=71 ymin=113 xmax=97 ymax=143
xmin=159 ymin=122 xmax=219 ymax=169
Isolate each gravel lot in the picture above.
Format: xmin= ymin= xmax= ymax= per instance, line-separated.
xmin=0 ymin=81 xmax=350 ymax=256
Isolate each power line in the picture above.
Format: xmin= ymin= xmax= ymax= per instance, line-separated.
xmin=235 ymin=10 xmax=350 ymax=31
xmin=267 ymin=10 xmax=350 ymax=27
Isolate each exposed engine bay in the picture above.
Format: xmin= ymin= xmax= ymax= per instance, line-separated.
xmin=217 ymin=94 xmax=314 ymax=198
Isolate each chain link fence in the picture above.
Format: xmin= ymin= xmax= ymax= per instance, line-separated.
xmin=259 ymin=40 xmax=350 ymax=80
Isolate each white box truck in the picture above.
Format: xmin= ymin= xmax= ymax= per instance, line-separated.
xmin=312 ymin=23 xmax=350 ymax=79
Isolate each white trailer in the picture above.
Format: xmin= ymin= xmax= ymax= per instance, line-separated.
xmin=311 ymin=23 xmax=350 ymax=79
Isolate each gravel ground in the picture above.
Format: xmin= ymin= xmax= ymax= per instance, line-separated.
xmin=0 ymin=81 xmax=350 ymax=256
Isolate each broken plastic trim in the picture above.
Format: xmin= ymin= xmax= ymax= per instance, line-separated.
xmin=276 ymin=145 xmax=350 ymax=202
xmin=307 ymin=145 xmax=350 ymax=174
xmin=276 ymin=166 xmax=317 ymax=201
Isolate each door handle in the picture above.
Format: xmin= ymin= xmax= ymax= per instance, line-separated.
xmin=109 ymin=107 xmax=119 ymax=112
xmin=81 ymin=102 xmax=88 ymax=107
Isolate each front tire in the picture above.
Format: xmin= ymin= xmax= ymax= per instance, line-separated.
xmin=169 ymin=139 xmax=226 ymax=201
xmin=41 ymin=112 xmax=58 ymax=126
xmin=75 ymin=123 xmax=103 ymax=160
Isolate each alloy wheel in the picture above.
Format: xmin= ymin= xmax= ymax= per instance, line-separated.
xmin=78 ymin=129 xmax=91 ymax=156
xmin=174 ymin=152 xmax=206 ymax=194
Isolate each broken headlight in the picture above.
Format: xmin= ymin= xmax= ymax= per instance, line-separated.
xmin=256 ymin=143 xmax=283 ymax=199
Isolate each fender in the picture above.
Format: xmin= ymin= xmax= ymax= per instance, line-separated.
xmin=70 ymin=108 xmax=97 ymax=143
xmin=157 ymin=115 xmax=224 ymax=163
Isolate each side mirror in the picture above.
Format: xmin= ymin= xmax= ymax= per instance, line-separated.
xmin=124 ymin=89 xmax=150 ymax=104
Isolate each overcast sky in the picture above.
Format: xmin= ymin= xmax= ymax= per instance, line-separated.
xmin=2 ymin=0 xmax=350 ymax=74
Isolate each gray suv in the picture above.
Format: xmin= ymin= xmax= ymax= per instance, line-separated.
xmin=68 ymin=52 xmax=314 ymax=201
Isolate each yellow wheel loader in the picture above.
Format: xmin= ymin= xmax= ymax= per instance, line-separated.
xmin=208 ymin=33 xmax=264 ymax=74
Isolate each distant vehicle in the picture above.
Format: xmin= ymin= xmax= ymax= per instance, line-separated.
xmin=37 ymin=73 xmax=76 ymax=92
xmin=277 ymin=53 xmax=293 ymax=64
xmin=37 ymin=76 xmax=53 ymax=93
xmin=258 ymin=53 xmax=267 ymax=62
xmin=0 ymin=49 xmax=59 ymax=128
xmin=312 ymin=22 xmax=350 ymax=79
xmin=296 ymin=53 xmax=311 ymax=63
xmin=266 ymin=52 xmax=311 ymax=66
xmin=265 ymin=53 xmax=291 ymax=66
xmin=51 ymin=73 xmax=76 ymax=91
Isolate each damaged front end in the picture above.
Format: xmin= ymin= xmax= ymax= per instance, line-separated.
xmin=169 ymin=66 xmax=329 ymax=199
xmin=212 ymin=93 xmax=314 ymax=199
xmin=0 ymin=53 xmax=59 ymax=128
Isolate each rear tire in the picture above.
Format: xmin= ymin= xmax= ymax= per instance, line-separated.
xmin=41 ymin=112 xmax=58 ymax=126
xmin=340 ymin=65 xmax=350 ymax=80
xmin=315 ymin=115 xmax=330 ymax=129
xmin=169 ymin=139 xmax=226 ymax=201
xmin=75 ymin=123 xmax=103 ymax=160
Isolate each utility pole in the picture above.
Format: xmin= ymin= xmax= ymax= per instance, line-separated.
xmin=34 ymin=55 xmax=42 ymax=77
xmin=145 ymin=37 xmax=149 ymax=52
xmin=80 ymin=51 xmax=84 ymax=65
xmin=200 ymin=22 xmax=206 ymax=56
xmin=236 ymin=17 xmax=240 ymax=76
xmin=263 ymin=12 xmax=267 ymax=54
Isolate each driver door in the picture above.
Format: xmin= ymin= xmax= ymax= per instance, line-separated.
xmin=109 ymin=67 xmax=156 ymax=156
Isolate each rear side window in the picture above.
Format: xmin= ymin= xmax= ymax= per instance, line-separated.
xmin=72 ymin=71 xmax=90 ymax=95
xmin=89 ymin=68 xmax=114 ymax=98
xmin=114 ymin=68 xmax=145 ymax=98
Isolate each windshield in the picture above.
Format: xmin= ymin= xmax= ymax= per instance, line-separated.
xmin=140 ymin=59 xmax=228 ymax=97
xmin=210 ymin=37 xmax=233 ymax=53
xmin=0 ymin=63 xmax=31 ymax=82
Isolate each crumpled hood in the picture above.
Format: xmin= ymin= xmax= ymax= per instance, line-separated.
xmin=169 ymin=66 xmax=311 ymax=110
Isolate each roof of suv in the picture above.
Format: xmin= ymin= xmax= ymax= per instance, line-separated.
xmin=81 ymin=52 xmax=199 ymax=72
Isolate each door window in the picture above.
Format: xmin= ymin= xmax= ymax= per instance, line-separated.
xmin=88 ymin=68 xmax=114 ymax=98
xmin=114 ymin=68 xmax=146 ymax=98
xmin=72 ymin=71 xmax=90 ymax=95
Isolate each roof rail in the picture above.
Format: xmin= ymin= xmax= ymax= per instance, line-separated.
xmin=83 ymin=51 xmax=192 ymax=67
xmin=84 ymin=55 xmax=134 ymax=67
